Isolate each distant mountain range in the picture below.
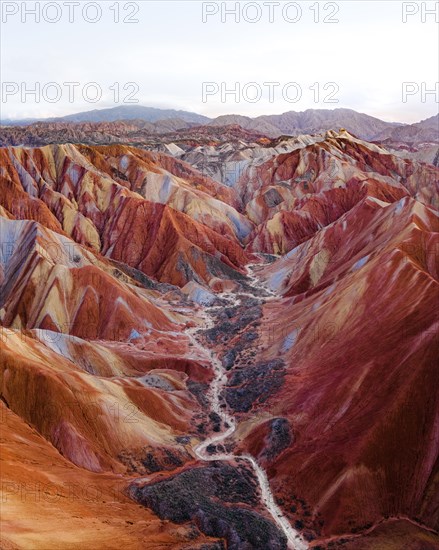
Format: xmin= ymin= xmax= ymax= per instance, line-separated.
xmin=376 ymin=113 xmax=439 ymax=144
xmin=3 ymin=106 xmax=438 ymax=141
xmin=206 ymin=108 xmax=406 ymax=141
xmin=1 ymin=105 xmax=210 ymax=127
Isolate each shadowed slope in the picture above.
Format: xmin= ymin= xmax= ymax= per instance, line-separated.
xmin=230 ymin=197 xmax=439 ymax=543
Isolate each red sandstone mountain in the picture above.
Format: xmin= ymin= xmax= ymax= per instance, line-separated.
xmin=234 ymin=196 xmax=438 ymax=542
xmin=0 ymin=120 xmax=271 ymax=148
xmin=0 ymin=144 xmax=252 ymax=288
xmin=1 ymin=130 xmax=438 ymax=549
xmin=239 ymin=130 xmax=438 ymax=253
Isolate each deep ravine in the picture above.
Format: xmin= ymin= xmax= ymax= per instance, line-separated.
xmin=188 ymin=263 xmax=308 ymax=550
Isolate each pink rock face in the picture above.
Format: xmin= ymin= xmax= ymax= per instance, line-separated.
xmin=236 ymin=195 xmax=438 ymax=538
xmin=0 ymin=129 xmax=438 ymax=549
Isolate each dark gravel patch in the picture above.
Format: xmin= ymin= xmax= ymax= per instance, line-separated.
xmin=263 ymin=418 xmax=293 ymax=460
xmin=224 ymin=360 xmax=286 ymax=413
xmin=129 ymin=462 xmax=287 ymax=550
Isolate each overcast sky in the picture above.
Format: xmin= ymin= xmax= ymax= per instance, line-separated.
xmin=1 ymin=0 xmax=438 ymax=122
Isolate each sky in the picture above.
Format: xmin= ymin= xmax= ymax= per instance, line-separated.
xmin=1 ymin=0 xmax=438 ymax=123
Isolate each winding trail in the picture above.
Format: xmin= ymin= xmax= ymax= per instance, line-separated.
xmin=188 ymin=263 xmax=308 ymax=550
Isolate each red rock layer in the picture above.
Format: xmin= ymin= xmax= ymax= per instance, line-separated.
xmin=239 ymin=131 xmax=438 ymax=254
xmin=0 ymin=213 xmax=213 ymax=474
xmin=234 ymin=196 xmax=439 ymax=541
xmin=0 ymin=144 xmax=251 ymax=287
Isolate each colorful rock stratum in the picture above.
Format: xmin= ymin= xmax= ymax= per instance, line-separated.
xmin=0 ymin=129 xmax=438 ymax=550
